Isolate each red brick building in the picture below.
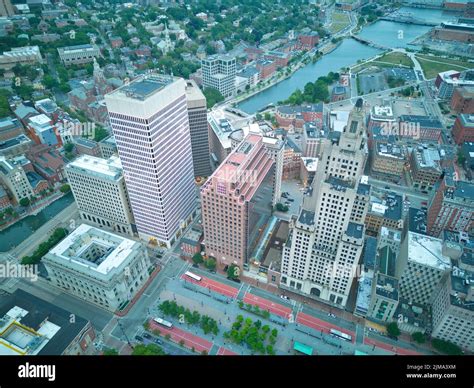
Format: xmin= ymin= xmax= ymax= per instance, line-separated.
xmin=427 ymin=176 xmax=474 ymax=237
xmin=275 ymin=104 xmax=324 ymax=131
xmin=26 ymin=144 xmax=67 ymax=185
xmin=453 ymin=113 xmax=474 ymax=144
xmin=298 ymin=33 xmax=319 ymax=50
xmin=264 ymin=51 xmax=290 ymax=68
xmin=451 ymin=86 xmax=474 ymax=114
xmin=244 ymin=46 xmax=264 ymax=62
xmin=256 ymin=59 xmax=276 ymax=80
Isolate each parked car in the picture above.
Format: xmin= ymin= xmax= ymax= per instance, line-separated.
xmin=368 ymin=327 xmax=378 ymax=333
xmin=288 ymin=198 xmax=294 ymax=202
xmin=327 ymin=313 xmax=336 ymax=319
xmin=143 ymin=333 xmax=151 ymax=339
xmin=280 ymin=294 xmax=290 ymax=301
xmin=154 ymin=338 xmax=163 ymax=345
xmin=135 ymin=335 xmax=143 ymax=342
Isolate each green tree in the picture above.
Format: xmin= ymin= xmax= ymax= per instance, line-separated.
xmin=227 ymin=264 xmax=240 ymax=280
xmin=60 ymin=184 xmax=71 ymax=193
xmin=192 ymin=252 xmax=204 ymax=265
xmin=103 ymin=348 xmax=119 ymax=355
xmin=64 ymin=142 xmax=74 ymax=153
xmin=386 ymin=322 xmax=401 ymax=338
xmin=205 ymin=257 xmax=216 ymax=271
xmin=431 ymin=339 xmax=462 ymax=355
xmin=411 ymin=332 xmax=426 ymax=344
xmin=276 ymin=203 xmax=289 ymax=212
xmin=203 ymin=87 xmax=224 ymax=109
xmin=131 ymin=343 xmax=165 ymax=355
xmin=19 ymin=197 xmax=30 ymax=207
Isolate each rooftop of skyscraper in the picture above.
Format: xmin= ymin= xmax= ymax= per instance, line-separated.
xmin=108 ymin=73 xmax=175 ymax=101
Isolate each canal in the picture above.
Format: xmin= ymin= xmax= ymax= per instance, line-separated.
xmin=0 ymin=193 xmax=74 ymax=252
xmin=236 ymin=6 xmax=459 ymax=114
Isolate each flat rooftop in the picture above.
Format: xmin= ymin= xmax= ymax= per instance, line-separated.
xmin=66 ymin=155 xmax=122 ymax=181
xmin=48 ymin=224 xmax=139 ymax=275
xmin=108 ymin=74 xmax=176 ymax=101
xmin=407 ymin=231 xmax=451 ymax=270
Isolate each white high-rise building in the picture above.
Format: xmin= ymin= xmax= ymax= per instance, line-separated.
xmin=280 ymin=99 xmax=370 ymax=308
xmin=65 ymin=155 xmax=135 ymax=236
xmin=105 ymin=74 xmax=197 ymax=247
xmin=201 ymin=55 xmax=236 ymax=98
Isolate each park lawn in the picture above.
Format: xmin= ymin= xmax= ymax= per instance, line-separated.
xmin=373 ymin=52 xmax=414 ymax=68
xmin=329 ymin=12 xmax=350 ymax=34
xmin=415 ymin=54 xmax=474 ymax=79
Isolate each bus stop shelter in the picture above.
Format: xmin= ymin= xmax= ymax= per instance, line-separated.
xmin=293 ymin=341 xmax=313 ymax=355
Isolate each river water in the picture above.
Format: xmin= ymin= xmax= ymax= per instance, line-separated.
xmin=237 ymin=6 xmax=458 ymax=114
xmin=0 ymin=193 xmax=74 ymax=252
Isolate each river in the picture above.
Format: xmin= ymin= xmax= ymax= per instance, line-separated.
xmin=0 ymin=193 xmax=74 ymax=252
xmin=236 ymin=6 xmax=460 ymax=114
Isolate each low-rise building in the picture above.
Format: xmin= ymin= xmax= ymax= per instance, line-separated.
xmin=0 ymin=155 xmax=34 ymax=203
xmin=453 ymin=113 xmax=474 ymax=144
xmin=451 ymin=86 xmax=474 ymax=114
xmin=26 ymin=144 xmax=67 ymax=185
xmin=27 ymin=114 xmax=59 ymax=147
xmin=43 ymin=224 xmax=151 ymax=312
xmin=0 ymin=46 xmax=42 ymax=70
xmin=58 ymin=44 xmax=100 ymax=66
xmin=0 ymin=289 xmax=96 ymax=355
xmin=435 ymin=70 xmax=474 ymax=100
xmin=427 ymin=176 xmax=474 ymax=237
xmin=275 ymin=103 xmax=324 ymax=132
xmin=409 ymin=146 xmax=443 ymax=192
xmin=367 ymin=273 xmax=400 ymax=323
xmin=371 ymin=141 xmax=406 ymax=178
xmin=365 ymin=192 xmax=404 ymax=236
xmin=180 ymin=228 xmax=203 ymax=258
xmin=0 ymin=117 xmax=23 ymax=141
xmin=398 ymin=115 xmax=443 ymax=142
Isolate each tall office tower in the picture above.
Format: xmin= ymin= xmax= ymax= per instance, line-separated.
xmin=201 ymin=54 xmax=236 ymax=98
xmin=280 ymin=99 xmax=370 ymax=308
xmin=396 ymin=231 xmax=451 ymax=305
xmin=185 ymin=80 xmax=211 ymax=178
xmin=201 ymin=134 xmax=276 ymax=270
xmin=427 ymin=176 xmax=474 ymax=237
xmin=66 ymin=155 xmax=135 ymax=236
xmin=0 ymin=0 xmax=14 ymax=17
xmin=105 ymin=74 xmax=196 ymax=247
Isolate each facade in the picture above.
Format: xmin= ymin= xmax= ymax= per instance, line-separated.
xmin=435 ymin=70 xmax=474 ymax=100
xmin=398 ymin=115 xmax=443 ymax=142
xmin=185 ymin=80 xmax=211 ymax=178
xmin=180 ymin=228 xmax=203 ymax=258
xmin=427 ymin=176 xmax=474 ymax=237
xmin=0 ymin=156 xmax=34 ymax=203
xmin=57 ymin=44 xmax=100 ymax=66
xmin=365 ymin=192 xmax=404 ymax=235
xmin=99 ymin=135 xmax=118 ymax=159
xmin=432 ymin=266 xmax=474 ymax=352
xmin=409 ymin=146 xmax=443 ymax=191
xmin=396 ymin=231 xmax=451 ymax=305
xmin=451 ymin=86 xmax=474 ymax=114
xmin=0 ymin=117 xmax=23 ymax=141
xmin=43 ymin=224 xmax=151 ymax=312
xmin=74 ymin=137 xmax=101 ymax=157
xmin=201 ymin=134 xmax=276 ymax=270
xmin=367 ymin=273 xmax=400 ymax=323
xmin=27 ymin=114 xmax=59 ymax=147
xmin=453 ymin=113 xmax=474 ymax=144
xmin=66 ymin=155 xmax=135 ymax=236
xmin=302 ymin=122 xmax=328 ymax=158
xmin=371 ymin=141 xmax=406 ymax=177
xmin=105 ymin=74 xmax=196 ymax=248
xmin=201 ymin=54 xmax=236 ymax=98
xmin=280 ymin=99 xmax=370 ymax=308
xmin=0 ymin=0 xmax=14 ymax=16
xmin=0 ymin=46 xmax=42 ymax=70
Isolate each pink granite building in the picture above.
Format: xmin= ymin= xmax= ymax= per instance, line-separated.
xmin=201 ymin=134 xmax=276 ymax=270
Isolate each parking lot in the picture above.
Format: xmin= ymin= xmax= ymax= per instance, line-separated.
xmin=276 ymin=180 xmax=305 ymax=219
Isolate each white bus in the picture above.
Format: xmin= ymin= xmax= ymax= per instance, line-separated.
xmin=184 ymin=271 xmax=202 ymax=282
xmin=330 ymin=328 xmax=352 ymax=342
xmin=153 ymin=317 xmax=173 ymax=328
